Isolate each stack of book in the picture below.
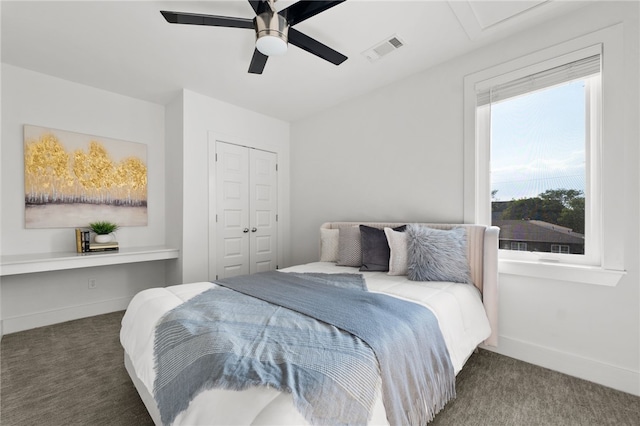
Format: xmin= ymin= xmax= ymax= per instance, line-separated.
xmin=75 ymin=229 xmax=119 ymax=253
xmin=75 ymin=228 xmax=90 ymax=253
xmin=89 ymin=241 xmax=119 ymax=252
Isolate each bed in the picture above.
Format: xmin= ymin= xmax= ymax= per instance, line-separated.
xmin=121 ymin=222 xmax=499 ymax=425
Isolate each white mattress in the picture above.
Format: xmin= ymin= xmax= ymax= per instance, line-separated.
xmin=120 ymin=262 xmax=491 ymax=425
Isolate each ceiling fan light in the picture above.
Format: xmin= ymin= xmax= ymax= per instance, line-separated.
xmin=256 ymin=34 xmax=288 ymax=56
xmin=254 ymin=12 xmax=289 ymax=56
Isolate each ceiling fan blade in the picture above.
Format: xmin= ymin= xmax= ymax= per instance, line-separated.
xmin=248 ymin=49 xmax=269 ymax=74
xmin=248 ymin=0 xmax=270 ymax=16
xmin=279 ymin=0 xmax=345 ymax=26
xmin=160 ymin=11 xmax=254 ymax=29
xmin=288 ymin=28 xmax=347 ymax=66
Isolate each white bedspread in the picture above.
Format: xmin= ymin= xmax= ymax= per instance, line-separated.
xmin=120 ymin=262 xmax=491 ymax=425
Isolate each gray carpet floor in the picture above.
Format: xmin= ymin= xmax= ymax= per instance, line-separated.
xmin=1 ymin=311 xmax=638 ymax=425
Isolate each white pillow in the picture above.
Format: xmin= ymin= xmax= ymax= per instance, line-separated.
xmin=384 ymin=227 xmax=408 ymax=275
xmin=320 ymin=228 xmax=340 ymax=262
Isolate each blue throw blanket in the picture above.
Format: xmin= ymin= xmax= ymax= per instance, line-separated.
xmin=154 ymin=271 xmax=454 ymax=425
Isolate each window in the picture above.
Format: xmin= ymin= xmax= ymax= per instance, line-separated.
xmin=464 ymin=24 xmax=627 ymax=285
xmin=551 ymin=245 xmax=570 ymax=254
xmin=476 ymin=51 xmax=600 ymax=264
xmin=511 ymin=242 xmax=528 ymax=251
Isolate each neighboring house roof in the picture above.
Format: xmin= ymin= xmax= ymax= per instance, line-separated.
xmin=493 ymin=220 xmax=585 ymax=244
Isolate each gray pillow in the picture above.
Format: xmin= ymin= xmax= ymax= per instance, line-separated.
xmin=337 ymin=226 xmax=362 ymax=267
xmin=406 ymin=225 xmax=471 ymax=284
xmin=359 ymin=225 xmax=406 ymax=272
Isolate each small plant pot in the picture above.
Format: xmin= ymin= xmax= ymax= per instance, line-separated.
xmin=94 ymin=234 xmax=113 ymax=243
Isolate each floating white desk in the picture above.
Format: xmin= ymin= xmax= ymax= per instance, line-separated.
xmin=0 ymin=246 xmax=179 ymax=276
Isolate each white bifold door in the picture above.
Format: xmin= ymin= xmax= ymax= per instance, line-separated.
xmin=215 ymin=141 xmax=278 ymax=279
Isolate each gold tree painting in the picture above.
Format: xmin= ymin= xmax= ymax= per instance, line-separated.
xmin=24 ymin=125 xmax=148 ymax=228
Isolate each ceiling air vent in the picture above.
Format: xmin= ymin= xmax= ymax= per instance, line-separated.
xmin=362 ymin=35 xmax=405 ymax=62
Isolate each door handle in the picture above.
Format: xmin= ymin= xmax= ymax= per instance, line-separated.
xmin=243 ymin=228 xmax=249 ymax=233
xmin=251 ymin=227 xmax=257 ymax=232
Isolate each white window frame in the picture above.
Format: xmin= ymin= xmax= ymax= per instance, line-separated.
xmin=463 ymin=24 xmax=626 ymax=286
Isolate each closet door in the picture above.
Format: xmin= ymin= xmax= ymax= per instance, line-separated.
xmin=249 ymin=149 xmax=277 ymax=274
xmin=215 ymin=141 xmax=278 ymax=279
xmin=216 ymin=142 xmax=250 ymax=278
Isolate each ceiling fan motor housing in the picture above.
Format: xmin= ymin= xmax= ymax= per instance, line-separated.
xmin=254 ymin=12 xmax=289 ymax=55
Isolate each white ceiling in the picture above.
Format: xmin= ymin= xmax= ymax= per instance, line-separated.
xmin=1 ymin=0 xmax=590 ymax=121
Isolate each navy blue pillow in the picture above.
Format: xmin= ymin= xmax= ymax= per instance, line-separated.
xmin=359 ymin=225 xmax=406 ymax=272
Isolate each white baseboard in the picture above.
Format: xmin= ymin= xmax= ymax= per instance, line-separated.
xmin=482 ymin=335 xmax=640 ymax=396
xmin=2 ymin=297 xmax=132 ymax=335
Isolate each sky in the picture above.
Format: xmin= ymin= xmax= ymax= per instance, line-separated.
xmin=490 ymin=80 xmax=586 ymax=202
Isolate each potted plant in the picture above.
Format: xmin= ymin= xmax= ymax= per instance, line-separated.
xmin=89 ymin=221 xmax=119 ymax=243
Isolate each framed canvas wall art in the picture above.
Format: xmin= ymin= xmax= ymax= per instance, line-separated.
xmin=23 ymin=125 xmax=148 ymax=228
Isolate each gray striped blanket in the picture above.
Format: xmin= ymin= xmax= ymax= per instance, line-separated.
xmin=153 ymin=271 xmax=454 ymax=425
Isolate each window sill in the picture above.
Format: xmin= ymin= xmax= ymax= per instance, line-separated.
xmin=498 ymin=259 xmax=625 ymax=286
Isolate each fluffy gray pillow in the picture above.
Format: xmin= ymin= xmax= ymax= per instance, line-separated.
xmin=406 ymin=225 xmax=471 ymax=284
xmin=337 ymin=226 xmax=362 ymax=267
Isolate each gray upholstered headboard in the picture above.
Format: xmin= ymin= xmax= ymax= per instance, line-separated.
xmin=320 ymin=222 xmax=499 ymax=347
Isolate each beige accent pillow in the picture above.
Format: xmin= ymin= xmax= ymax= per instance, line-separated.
xmin=384 ymin=227 xmax=408 ymax=276
xmin=320 ymin=228 xmax=340 ymax=262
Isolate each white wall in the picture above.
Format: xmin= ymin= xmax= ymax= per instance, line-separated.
xmin=0 ymin=64 xmax=169 ymax=333
xmin=1 ymin=64 xmax=167 ymax=253
xmin=0 ymin=6 xmax=3 ymax=330
xmin=290 ymin=55 xmax=465 ymax=265
xmin=290 ymin=1 xmax=639 ymax=395
xmin=164 ymin=93 xmax=184 ymax=287
xmin=0 ymin=67 xmax=290 ymax=333
xmin=166 ymin=89 xmax=290 ymax=284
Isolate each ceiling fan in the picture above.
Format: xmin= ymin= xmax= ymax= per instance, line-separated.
xmin=160 ymin=0 xmax=348 ymax=74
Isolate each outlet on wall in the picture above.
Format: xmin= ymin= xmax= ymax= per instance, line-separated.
xmin=88 ymin=278 xmax=97 ymax=290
